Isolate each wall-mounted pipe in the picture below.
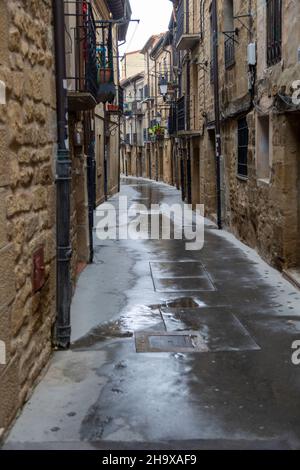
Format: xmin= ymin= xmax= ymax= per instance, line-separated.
xmin=212 ymin=0 xmax=223 ymax=230
xmin=53 ymin=0 xmax=72 ymax=348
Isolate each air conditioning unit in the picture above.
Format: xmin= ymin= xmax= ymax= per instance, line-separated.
xmin=247 ymin=42 xmax=256 ymax=66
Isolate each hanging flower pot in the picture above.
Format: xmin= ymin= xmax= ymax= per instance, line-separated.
xmin=98 ymin=67 xmax=113 ymax=84
xmin=97 ymin=82 xmax=116 ymax=104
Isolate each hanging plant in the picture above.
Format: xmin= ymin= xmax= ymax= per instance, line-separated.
xmin=98 ymin=67 xmax=113 ymax=84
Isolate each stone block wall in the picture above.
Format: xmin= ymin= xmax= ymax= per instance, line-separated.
xmin=0 ymin=0 xmax=56 ymax=435
xmin=182 ymin=0 xmax=300 ymax=270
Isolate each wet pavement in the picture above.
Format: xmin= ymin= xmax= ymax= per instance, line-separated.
xmin=4 ymin=177 xmax=300 ymax=450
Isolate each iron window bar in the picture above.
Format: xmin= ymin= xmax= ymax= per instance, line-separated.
xmin=237 ymin=117 xmax=249 ymax=178
xmin=224 ymin=33 xmax=236 ymax=69
xmin=266 ymin=0 xmax=282 ymax=66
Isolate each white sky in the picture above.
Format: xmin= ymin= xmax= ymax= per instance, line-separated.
xmin=120 ymin=0 xmax=173 ymax=55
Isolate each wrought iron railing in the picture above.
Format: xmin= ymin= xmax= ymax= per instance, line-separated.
xmin=143 ymin=128 xmax=148 ymax=142
xmin=177 ymin=96 xmax=185 ymax=132
xmin=267 ymin=0 xmax=282 ymax=66
xmin=143 ymin=84 xmax=150 ymax=100
xmin=168 ymin=104 xmax=177 ymax=136
xmin=176 ymin=0 xmax=186 ymax=45
xmin=118 ymin=86 xmax=124 ymax=113
xmin=64 ymin=1 xmax=98 ymax=99
xmin=225 ymin=34 xmax=235 ymax=69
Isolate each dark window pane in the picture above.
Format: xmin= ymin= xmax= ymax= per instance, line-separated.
xmin=237 ymin=117 xmax=249 ymax=177
xmin=267 ymin=0 xmax=282 ymax=66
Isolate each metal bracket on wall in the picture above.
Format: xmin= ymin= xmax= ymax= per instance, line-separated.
xmin=233 ymin=14 xmax=253 ymax=34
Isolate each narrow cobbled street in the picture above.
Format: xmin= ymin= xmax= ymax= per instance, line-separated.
xmin=5 ymin=177 xmax=300 ymax=450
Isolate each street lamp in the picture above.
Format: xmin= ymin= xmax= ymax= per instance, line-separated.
xmin=159 ymin=75 xmax=168 ymax=100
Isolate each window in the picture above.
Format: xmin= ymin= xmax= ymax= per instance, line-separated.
xmin=267 ymin=0 xmax=282 ymax=66
xmin=256 ymin=115 xmax=271 ymax=180
xmin=237 ymin=117 xmax=249 ymax=178
xmin=224 ymin=0 xmax=235 ymax=69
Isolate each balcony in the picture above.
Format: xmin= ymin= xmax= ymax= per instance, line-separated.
xmin=224 ymin=34 xmax=235 ymax=69
xmin=64 ymin=1 xmax=116 ymax=111
xmin=132 ymin=100 xmax=144 ymax=117
xmin=142 ymin=84 xmax=154 ymax=103
xmin=168 ymin=104 xmax=177 ymax=136
xmin=106 ymin=86 xmax=124 ymax=114
xmin=177 ymin=96 xmax=186 ymax=132
xmin=143 ymin=128 xmax=150 ymax=143
xmin=176 ymin=0 xmax=200 ymax=51
xmin=65 ymin=1 xmax=98 ymax=111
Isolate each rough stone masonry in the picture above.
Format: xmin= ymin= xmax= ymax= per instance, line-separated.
xmin=0 ymin=0 xmax=57 ymax=434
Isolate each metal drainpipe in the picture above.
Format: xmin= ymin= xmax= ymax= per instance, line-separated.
xmin=104 ymin=110 xmax=108 ymax=201
xmin=53 ymin=0 xmax=72 ymax=348
xmin=86 ymin=111 xmax=95 ymax=263
xmin=116 ymin=33 xmax=121 ymax=192
xmin=212 ymin=0 xmax=223 ymax=230
xmin=147 ymin=52 xmax=151 ymax=179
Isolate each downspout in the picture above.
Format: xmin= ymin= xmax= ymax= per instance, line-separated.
xmin=147 ymin=52 xmax=151 ymax=179
xmin=116 ymin=30 xmax=122 ymax=192
xmin=212 ymin=0 xmax=223 ymax=230
xmin=86 ymin=112 xmax=96 ymax=263
xmin=149 ymin=51 xmax=159 ymax=181
xmin=53 ymin=0 xmax=72 ymax=348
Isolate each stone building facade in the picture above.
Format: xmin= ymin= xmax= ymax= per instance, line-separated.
xmin=120 ymin=32 xmax=174 ymax=185
xmin=0 ymin=0 xmax=57 ymax=435
xmin=121 ymin=72 xmax=145 ymax=177
xmin=168 ymin=0 xmax=300 ymax=278
xmin=121 ymin=50 xmax=144 ymax=80
xmin=0 ymin=0 xmax=131 ymax=438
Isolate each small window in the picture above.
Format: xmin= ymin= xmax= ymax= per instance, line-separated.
xmin=224 ymin=0 xmax=235 ymax=69
xmin=256 ymin=115 xmax=270 ymax=180
xmin=237 ymin=117 xmax=249 ymax=178
xmin=267 ymin=0 xmax=282 ymax=66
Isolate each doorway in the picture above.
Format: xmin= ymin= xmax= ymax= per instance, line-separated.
xmin=192 ymin=146 xmax=200 ymax=207
xmin=283 ymin=116 xmax=300 ymax=286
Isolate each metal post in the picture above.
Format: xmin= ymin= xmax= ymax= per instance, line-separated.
xmin=53 ymin=0 xmax=72 ymax=348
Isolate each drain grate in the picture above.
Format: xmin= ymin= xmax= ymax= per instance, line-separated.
xmin=135 ymin=331 xmax=209 ymax=353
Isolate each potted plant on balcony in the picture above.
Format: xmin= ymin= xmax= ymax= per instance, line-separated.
xmin=149 ymin=124 xmax=165 ymax=141
xmin=97 ymin=45 xmax=113 ymax=84
xmin=96 ymin=25 xmax=116 ymax=104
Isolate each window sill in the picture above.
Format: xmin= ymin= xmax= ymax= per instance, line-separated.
xmin=257 ymin=178 xmax=270 ymax=187
xmin=236 ymin=174 xmax=248 ymax=182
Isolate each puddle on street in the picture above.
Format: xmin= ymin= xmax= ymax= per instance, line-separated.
xmin=72 ymin=304 xmax=165 ymax=349
xmin=166 ymin=297 xmax=206 ymax=308
xmin=72 ymin=298 xmax=213 ymax=351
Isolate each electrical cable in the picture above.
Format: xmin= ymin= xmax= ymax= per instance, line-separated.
xmin=124 ymin=21 xmax=140 ymax=54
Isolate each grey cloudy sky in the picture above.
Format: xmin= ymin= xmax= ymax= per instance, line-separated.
xmin=120 ymin=0 xmax=173 ymax=54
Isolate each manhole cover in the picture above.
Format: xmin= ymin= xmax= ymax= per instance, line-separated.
xmin=150 ymin=261 xmax=205 ymax=278
xmin=135 ymin=331 xmax=209 ymax=353
xmin=160 ymin=308 xmax=261 ymax=352
xmin=153 ymin=277 xmax=215 ymax=292
xmin=150 ymin=262 xmax=215 ymax=293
